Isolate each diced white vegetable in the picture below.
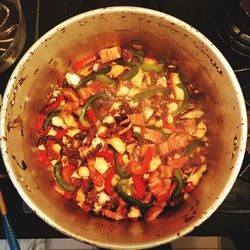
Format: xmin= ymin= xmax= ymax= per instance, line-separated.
xmin=65 ymin=72 xmax=81 ymax=87
xmin=192 ymin=119 xmax=207 ymax=138
xmin=171 ymin=72 xmax=182 ymax=85
xmin=117 ymin=85 xmax=129 ymax=97
xmin=91 ymin=137 xmax=104 ymax=150
xmin=94 ymin=157 xmax=110 ymax=174
xmin=133 ymin=126 xmax=142 ymax=134
xmin=110 ymin=102 xmax=122 ymax=111
xmin=149 ymin=156 xmax=161 ymax=172
xmin=131 ymin=69 xmax=144 ymax=89
xmin=155 ymin=119 xmax=163 ymax=128
xmin=122 ymin=154 xmax=129 ymax=165
xmin=62 ymin=114 xmax=78 ymax=128
xmin=51 ymin=160 xmax=57 ymax=166
xmin=126 ymin=143 xmax=136 ymax=154
xmin=156 ymin=76 xmax=167 ymax=87
xmin=52 ymin=143 xmax=61 ymax=154
xmin=187 ymin=164 xmax=207 ymax=186
xmin=38 ymin=144 xmax=45 ymax=151
xmin=181 ymin=109 xmax=204 ymax=119
xmin=95 ymin=183 xmax=105 ymax=192
xmin=167 ymin=102 xmax=178 ymax=113
xmin=48 ymin=127 xmax=57 ymax=136
xmin=75 ymin=189 xmax=86 ymax=207
xmin=143 ymin=72 xmax=151 ymax=86
xmin=52 ymin=116 xmax=66 ymax=129
xmin=103 ymin=115 xmax=115 ymax=124
xmin=111 ymin=174 xmax=120 ymax=186
xmin=71 ymin=171 xmax=81 ymax=179
xmin=143 ymin=174 xmax=149 ymax=179
xmin=108 ymin=64 xmax=126 ymax=78
xmin=93 ymin=202 xmax=102 ymax=214
xmin=167 ymin=114 xmax=174 ymax=124
xmin=97 ymin=191 xmax=110 ymax=205
xmin=97 ymin=126 xmax=108 ymax=137
xmin=66 ymin=128 xmax=81 ymax=138
xmin=108 ymin=137 xmax=126 ymax=154
xmin=129 ymin=100 xmax=139 ymax=108
xmin=78 ymin=146 xmax=89 ymax=158
xmin=78 ymin=166 xmax=90 ymax=179
xmin=175 ymin=85 xmax=184 ymax=100
xmin=128 ymin=206 xmax=141 ymax=219
xmin=143 ymin=107 xmax=154 ymax=121
xmin=127 ymin=87 xmax=140 ymax=98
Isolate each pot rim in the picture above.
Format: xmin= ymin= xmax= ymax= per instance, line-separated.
xmin=0 ymin=6 xmax=248 ymax=249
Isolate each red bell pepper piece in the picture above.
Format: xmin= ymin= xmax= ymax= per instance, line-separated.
xmin=87 ymin=107 xmax=98 ymax=124
xmin=132 ymin=176 xmax=145 ymax=200
xmin=73 ymin=53 xmax=96 ymax=72
xmin=129 ymin=146 xmax=154 ymax=176
xmin=104 ymin=168 xmax=115 ymax=195
xmin=62 ymin=164 xmax=76 ymax=184
xmin=96 ymin=151 xmax=114 ymax=167
xmin=39 ymin=150 xmax=51 ymax=166
xmin=125 ymin=130 xmax=133 ymax=140
xmin=184 ymin=181 xmax=195 ymax=193
xmin=55 ymin=129 xmax=68 ymax=139
xmin=44 ymin=95 xmax=65 ymax=113
xmin=37 ymin=113 xmax=45 ymax=133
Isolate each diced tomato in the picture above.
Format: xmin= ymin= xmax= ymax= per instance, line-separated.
xmin=73 ymin=53 xmax=96 ymax=73
xmin=104 ymin=168 xmax=115 ymax=195
xmin=62 ymin=165 xmax=76 ymax=184
xmin=87 ymin=107 xmax=98 ymax=124
xmin=132 ymin=176 xmax=145 ymax=200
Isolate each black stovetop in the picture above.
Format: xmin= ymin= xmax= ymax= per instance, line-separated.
xmin=0 ymin=0 xmax=249 ymax=244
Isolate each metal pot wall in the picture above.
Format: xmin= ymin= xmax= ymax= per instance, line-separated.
xmin=0 ymin=7 xmax=247 ymax=249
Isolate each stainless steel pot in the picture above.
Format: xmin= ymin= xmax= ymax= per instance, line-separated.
xmin=0 ymin=7 xmax=247 ymax=249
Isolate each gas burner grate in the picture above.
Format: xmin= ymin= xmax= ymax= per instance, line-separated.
xmin=211 ymin=0 xmax=250 ymax=58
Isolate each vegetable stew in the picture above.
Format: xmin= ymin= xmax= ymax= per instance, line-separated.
xmin=36 ymin=44 xmax=208 ymax=221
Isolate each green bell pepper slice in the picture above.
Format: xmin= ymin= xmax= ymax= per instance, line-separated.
xmin=116 ymin=179 xmax=152 ymax=210
xmin=43 ymin=110 xmax=61 ymax=131
xmin=79 ymin=92 xmax=108 ymax=127
xmin=95 ymin=74 xmax=117 ymax=86
xmin=113 ymin=151 xmax=130 ymax=178
xmin=122 ymin=63 xmax=139 ymax=80
xmin=172 ymin=169 xmax=184 ymax=197
xmin=54 ymin=161 xmax=77 ymax=193
xmin=132 ymin=87 xmax=169 ymax=102
xmin=185 ymin=140 xmax=205 ymax=156
xmin=139 ymin=60 xmax=165 ymax=73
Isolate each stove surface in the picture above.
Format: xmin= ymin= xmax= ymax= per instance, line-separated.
xmin=0 ymin=0 xmax=249 ymax=242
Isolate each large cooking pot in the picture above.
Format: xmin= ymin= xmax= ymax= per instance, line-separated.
xmin=0 ymin=7 xmax=247 ymax=249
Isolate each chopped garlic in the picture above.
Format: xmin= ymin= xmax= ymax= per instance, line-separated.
xmin=111 ymin=174 xmax=120 ymax=186
xmin=65 ymin=72 xmax=81 ymax=87
xmin=93 ymin=202 xmax=102 ymax=214
xmin=78 ymin=166 xmax=90 ymax=178
xmin=51 ymin=116 xmax=66 ymax=129
xmin=133 ymin=126 xmax=142 ymax=134
xmin=97 ymin=126 xmax=108 ymax=137
xmin=108 ymin=64 xmax=126 ymax=78
xmin=122 ymin=154 xmax=130 ymax=165
xmin=110 ymin=102 xmax=122 ymax=111
xmin=149 ymin=156 xmax=161 ymax=172
xmin=127 ymin=87 xmax=140 ymax=98
xmin=167 ymin=102 xmax=178 ymax=113
xmin=52 ymin=143 xmax=61 ymax=154
xmin=91 ymin=137 xmax=104 ymax=150
xmin=156 ymin=76 xmax=167 ymax=87
xmin=155 ymin=119 xmax=163 ymax=128
xmin=175 ymin=85 xmax=184 ymax=100
xmin=62 ymin=114 xmax=78 ymax=128
xmin=71 ymin=171 xmax=81 ymax=179
xmin=94 ymin=157 xmax=110 ymax=174
xmin=129 ymin=100 xmax=139 ymax=108
xmin=187 ymin=164 xmax=207 ymax=186
xmin=167 ymin=114 xmax=174 ymax=124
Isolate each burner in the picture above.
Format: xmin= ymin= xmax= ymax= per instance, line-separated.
xmin=211 ymin=0 xmax=250 ymax=57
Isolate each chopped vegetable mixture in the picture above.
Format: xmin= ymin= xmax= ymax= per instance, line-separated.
xmin=36 ymin=44 xmax=208 ymax=221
